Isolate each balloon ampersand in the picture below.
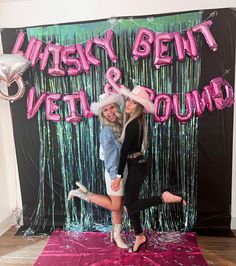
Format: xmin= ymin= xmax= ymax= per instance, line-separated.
xmin=104 ymin=67 xmax=122 ymax=94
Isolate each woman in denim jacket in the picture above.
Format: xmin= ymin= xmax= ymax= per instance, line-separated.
xmin=68 ymin=93 xmax=128 ymax=249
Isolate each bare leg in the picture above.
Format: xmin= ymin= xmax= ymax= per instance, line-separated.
xmin=131 ymin=234 xmax=147 ymax=252
xmin=69 ymin=188 xmax=128 ymax=249
xmin=89 ymin=194 xmax=123 ymax=212
xmin=112 ymin=209 xmax=122 ymax=224
xmin=161 ymin=191 xmax=187 ymax=205
xmin=68 ymin=183 xmax=124 ymax=211
xmin=90 ymin=195 xmax=127 ymax=249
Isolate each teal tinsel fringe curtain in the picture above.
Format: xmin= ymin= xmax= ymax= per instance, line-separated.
xmin=25 ymin=11 xmax=202 ymax=234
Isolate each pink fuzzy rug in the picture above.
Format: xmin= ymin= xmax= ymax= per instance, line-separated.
xmin=34 ymin=229 xmax=207 ymax=266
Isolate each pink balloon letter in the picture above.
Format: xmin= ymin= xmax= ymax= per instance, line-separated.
xmin=27 ymin=87 xmax=47 ymax=119
xmin=12 ymin=31 xmax=25 ymax=56
xmin=173 ymin=30 xmax=198 ymax=61
xmin=191 ymin=89 xmax=206 ymax=117
xmin=153 ymin=93 xmax=172 ymax=123
xmin=132 ymin=28 xmax=154 ymax=61
xmin=45 ymin=93 xmax=62 ymax=122
xmin=223 ymin=79 xmax=234 ymax=107
xmin=201 ymin=85 xmax=215 ymax=112
xmin=172 ymin=92 xmax=193 ymax=123
xmin=105 ymin=67 xmax=122 ymax=94
xmin=47 ymin=44 xmax=65 ymax=76
xmin=85 ymin=40 xmax=101 ymax=67
xmin=209 ymin=77 xmax=225 ymax=110
xmin=192 ymin=20 xmax=217 ymax=51
xmin=154 ymin=33 xmax=174 ymax=69
xmin=63 ymin=93 xmax=83 ymax=124
xmin=76 ymin=44 xmax=90 ymax=74
xmin=94 ymin=30 xmax=117 ymax=63
xmin=61 ymin=45 xmax=82 ymax=76
xmin=79 ymin=91 xmax=94 ymax=118
xmin=39 ymin=43 xmax=51 ymax=71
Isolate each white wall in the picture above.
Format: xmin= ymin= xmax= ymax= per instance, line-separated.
xmin=231 ymin=48 xmax=236 ymax=230
xmin=0 ymin=35 xmax=22 ymax=235
xmin=0 ymin=0 xmax=235 ymax=233
xmin=0 ymin=0 xmax=235 ymax=28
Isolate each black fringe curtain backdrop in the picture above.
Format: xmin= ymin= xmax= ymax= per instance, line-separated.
xmin=195 ymin=8 xmax=235 ymax=235
xmin=1 ymin=8 xmax=235 ymax=235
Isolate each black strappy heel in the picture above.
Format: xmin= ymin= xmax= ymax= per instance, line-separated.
xmin=129 ymin=234 xmax=148 ymax=253
xmin=161 ymin=186 xmax=187 ymax=205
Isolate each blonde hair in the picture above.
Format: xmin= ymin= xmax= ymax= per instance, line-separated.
xmin=120 ymin=102 xmax=147 ymax=152
xmin=99 ymin=103 xmax=123 ymax=137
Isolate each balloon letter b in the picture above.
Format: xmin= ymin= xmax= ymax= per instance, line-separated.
xmin=132 ymin=28 xmax=154 ymax=61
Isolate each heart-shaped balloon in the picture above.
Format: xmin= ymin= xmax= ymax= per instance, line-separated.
xmin=0 ymin=54 xmax=30 ymax=85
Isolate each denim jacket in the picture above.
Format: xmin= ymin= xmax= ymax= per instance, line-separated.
xmin=99 ymin=126 xmax=121 ymax=180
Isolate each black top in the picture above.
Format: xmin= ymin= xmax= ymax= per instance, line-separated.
xmin=118 ymin=118 xmax=143 ymax=176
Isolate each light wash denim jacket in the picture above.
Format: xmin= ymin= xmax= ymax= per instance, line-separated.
xmin=99 ymin=126 xmax=121 ymax=180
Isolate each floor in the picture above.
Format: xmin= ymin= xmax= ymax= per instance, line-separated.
xmin=197 ymin=232 xmax=236 ymax=266
xmin=0 ymin=228 xmax=235 ymax=266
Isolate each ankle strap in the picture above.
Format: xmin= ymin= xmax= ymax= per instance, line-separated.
xmin=136 ymin=232 xmax=144 ymax=236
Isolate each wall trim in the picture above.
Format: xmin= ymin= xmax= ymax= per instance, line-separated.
xmin=231 ymin=217 xmax=236 ymax=230
xmin=0 ymin=215 xmax=12 ymax=236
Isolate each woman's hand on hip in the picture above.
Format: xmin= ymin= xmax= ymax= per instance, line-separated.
xmin=111 ymin=177 xmax=121 ymax=191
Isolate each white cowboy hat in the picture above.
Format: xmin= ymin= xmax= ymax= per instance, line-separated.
xmin=119 ymin=85 xmax=154 ymax=114
xmin=90 ymin=93 xmax=124 ymax=115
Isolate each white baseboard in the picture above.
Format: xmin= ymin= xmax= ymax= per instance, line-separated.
xmin=0 ymin=215 xmax=12 ymax=236
xmin=231 ymin=217 xmax=236 ymax=230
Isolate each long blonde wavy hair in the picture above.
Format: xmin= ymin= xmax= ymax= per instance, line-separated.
xmin=99 ymin=103 xmax=123 ymax=138
xmin=120 ymin=102 xmax=147 ymax=152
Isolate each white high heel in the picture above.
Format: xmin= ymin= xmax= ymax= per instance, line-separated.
xmin=68 ymin=182 xmax=92 ymax=202
xmin=75 ymin=181 xmax=88 ymax=193
xmin=111 ymin=224 xmax=128 ymax=249
xmin=67 ymin=188 xmax=91 ymax=202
